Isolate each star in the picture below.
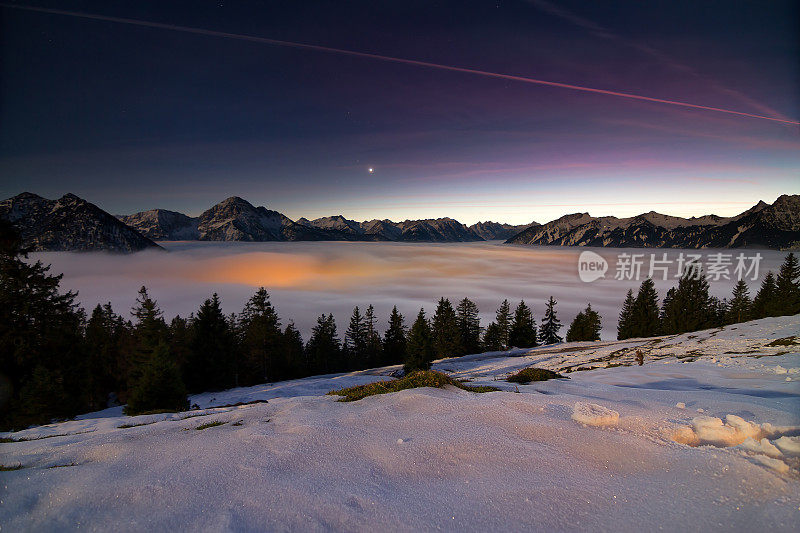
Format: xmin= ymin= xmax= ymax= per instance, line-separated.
xmin=368 ymin=167 xmax=374 ymax=173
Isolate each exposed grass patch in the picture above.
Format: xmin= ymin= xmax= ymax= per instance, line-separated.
xmin=180 ymin=412 xmax=216 ymax=420
xmin=328 ymin=370 xmax=499 ymax=402
xmin=118 ymin=420 xmax=157 ymax=429
xmin=0 ymin=437 xmax=15 ymax=443
xmin=195 ymin=421 xmax=226 ymax=431
xmin=48 ymin=463 xmax=77 ymax=469
xmin=507 ymin=367 xmax=567 ymax=384
xmin=0 ymin=464 xmax=23 ymax=471
xmin=8 ymin=430 xmax=95 ymax=442
xmin=767 ymin=336 xmax=799 ymax=347
xmin=212 ymin=400 xmax=269 ymax=409
xmin=133 ymin=408 xmax=180 ymax=416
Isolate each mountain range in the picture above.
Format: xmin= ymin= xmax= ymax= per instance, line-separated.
xmin=505 ymin=194 xmax=800 ymax=250
xmin=118 ymin=196 xmax=537 ymax=243
xmin=0 ymin=193 xmax=160 ymax=252
xmin=0 ymin=192 xmax=797 ymax=252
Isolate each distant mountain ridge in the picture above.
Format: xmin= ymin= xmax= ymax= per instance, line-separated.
xmin=120 ymin=197 xmax=494 ymax=243
xmin=505 ymin=195 xmax=799 ymax=250
xmin=0 ymin=193 xmax=160 ymax=252
xmin=2 ymin=192 xmax=798 ymax=252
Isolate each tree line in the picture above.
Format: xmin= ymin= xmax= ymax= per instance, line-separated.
xmin=617 ymin=253 xmax=800 ymax=339
xmin=0 ymin=220 xmax=587 ymax=429
xmin=5 ymin=212 xmax=796 ymax=430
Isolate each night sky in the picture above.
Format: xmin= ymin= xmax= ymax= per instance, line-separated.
xmin=1 ymin=0 xmax=798 ymax=224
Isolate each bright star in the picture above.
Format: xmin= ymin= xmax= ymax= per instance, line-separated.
xmin=368 ymin=167 xmax=374 ymax=173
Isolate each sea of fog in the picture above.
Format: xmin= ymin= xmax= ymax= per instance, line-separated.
xmin=30 ymin=241 xmax=788 ymax=341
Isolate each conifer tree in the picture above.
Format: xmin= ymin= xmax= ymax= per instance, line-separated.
xmin=186 ymin=293 xmax=236 ymax=392
xmin=125 ymin=340 xmax=188 ymax=415
xmin=566 ymin=303 xmax=602 ymax=342
xmin=363 ymin=305 xmax=383 ymax=368
xmin=495 ymin=299 xmax=512 ymax=349
xmin=456 ymin=298 xmax=482 ymax=355
xmin=126 ymin=287 xmax=189 ymax=413
xmin=404 ymin=309 xmax=434 ymax=373
xmin=168 ymin=315 xmax=192 ymax=379
xmin=709 ymin=296 xmax=728 ymax=328
xmin=282 ymin=322 xmax=306 ymax=378
xmin=583 ymin=303 xmax=602 ymax=341
xmin=432 ymin=297 xmax=461 ymax=358
xmin=383 ymin=306 xmax=407 ymax=365
xmin=305 ymin=314 xmax=341 ymax=374
xmin=725 ymin=280 xmax=752 ymax=325
xmin=15 ymin=365 xmax=73 ymax=427
xmin=509 ymin=300 xmax=537 ymax=347
xmin=238 ymin=288 xmax=282 ymax=385
xmin=752 ymin=271 xmax=779 ymax=319
xmin=775 ymin=253 xmax=800 ymax=316
xmin=538 ymin=296 xmax=563 ymax=345
xmin=482 ymin=322 xmax=505 ymax=352
xmin=660 ymin=267 xmax=714 ymax=334
xmin=0 ymin=221 xmax=85 ymax=428
xmin=617 ymin=289 xmax=635 ymax=340
xmin=631 ymin=278 xmax=660 ymax=337
xmin=84 ymin=303 xmax=129 ymax=410
xmin=344 ymin=306 xmax=368 ymax=369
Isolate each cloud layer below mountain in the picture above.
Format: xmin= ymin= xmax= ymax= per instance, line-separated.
xmin=33 ymin=242 xmax=788 ymax=340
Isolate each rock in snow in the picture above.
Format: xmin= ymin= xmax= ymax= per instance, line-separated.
xmin=571 ymin=402 xmax=620 ymax=427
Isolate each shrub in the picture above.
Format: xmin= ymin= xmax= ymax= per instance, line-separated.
xmin=195 ymin=421 xmax=226 ymax=430
xmin=328 ymin=370 xmax=499 ymax=402
xmin=506 ymin=367 xmax=566 ymax=384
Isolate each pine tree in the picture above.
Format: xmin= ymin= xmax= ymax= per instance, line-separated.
xmin=509 ymin=300 xmax=537 ymax=347
xmin=123 ymin=287 xmax=191 ymax=412
xmin=708 ymin=296 xmax=727 ymax=328
xmin=238 ymin=288 xmax=282 ymax=385
xmin=432 ymin=297 xmax=461 ymax=358
xmin=631 ymin=278 xmax=660 ymax=337
xmin=725 ymin=280 xmax=752 ymax=325
xmin=775 ymin=253 xmax=800 ymax=316
xmin=305 ymin=314 xmax=342 ymax=374
xmin=584 ymin=303 xmax=602 ymax=341
xmin=124 ymin=340 xmax=188 ymax=415
xmin=344 ymin=306 xmax=368 ymax=369
xmin=84 ymin=303 xmax=129 ymax=410
xmin=383 ymin=306 xmax=407 ymax=365
xmin=456 ymin=298 xmax=482 ymax=355
xmin=0 ymin=220 xmax=85 ymax=428
xmin=16 ymin=365 xmax=72 ymax=427
xmin=404 ymin=309 xmax=434 ymax=373
xmin=282 ymin=322 xmax=305 ymax=378
xmin=168 ymin=315 xmax=192 ymax=380
xmin=660 ymin=267 xmax=715 ymax=334
xmin=538 ymin=296 xmax=563 ymax=345
xmin=566 ymin=303 xmax=602 ymax=342
xmin=752 ymin=271 xmax=779 ymax=319
xmin=482 ymin=322 xmax=505 ymax=352
xmin=185 ymin=293 xmax=237 ymax=392
xmin=617 ymin=289 xmax=635 ymax=340
xmin=495 ymin=299 xmax=512 ymax=349
xmin=363 ymin=305 xmax=383 ymax=368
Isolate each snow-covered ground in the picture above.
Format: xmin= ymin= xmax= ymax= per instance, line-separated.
xmin=2 ymin=316 xmax=799 ymax=531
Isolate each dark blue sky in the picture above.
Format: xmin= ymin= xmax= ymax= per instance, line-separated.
xmin=1 ymin=0 xmax=798 ymax=223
